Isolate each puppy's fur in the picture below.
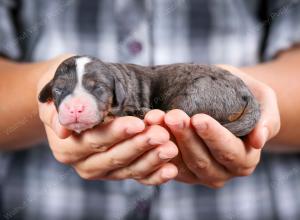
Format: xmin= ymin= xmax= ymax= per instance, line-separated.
xmin=39 ymin=56 xmax=260 ymax=136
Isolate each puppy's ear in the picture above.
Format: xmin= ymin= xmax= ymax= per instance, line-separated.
xmin=113 ymin=78 xmax=126 ymax=107
xmin=38 ymin=80 xmax=54 ymax=103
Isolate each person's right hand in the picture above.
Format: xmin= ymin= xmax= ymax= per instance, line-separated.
xmin=39 ymin=104 xmax=179 ymax=186
xmin=37 ymin=55 xmax=178 ymax=185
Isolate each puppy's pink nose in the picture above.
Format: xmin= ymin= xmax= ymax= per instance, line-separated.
xmin=68 ymin=105 xmax=85 ymax=117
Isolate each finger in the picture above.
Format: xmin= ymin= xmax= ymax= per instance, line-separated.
xmin=172 ymin=153 xmax=228 ymax=188
xmin=217 ymin=65 xmax=280 ymax=149
xmin=78 ymin=116 xmax=145 ymax=151
xmin=40 ymin=101 xmax=71 ymax=139
xmin=245 ymin=120 xmax=269 ymax=150
xmin=45 ymin=125 xmax=94 ymax=164
xmin=74 ymin=125 xmax=170 ymax=179
xmin=138 ymin=163 xmax=178 ymax=185
xmin=106 ymin=141 xmax=178 ymax=180
xmin=246 ymin=88 xmax=280 ymax=149
xmin=171 ymin=152 xmax=200 ymax=184
xmin=46 ymin=117 xmax=145 ymax=165
xmin=191 ymin=113 xmax=261 ymax=175
xmin=144 ymin=109 xmax=165 ymax=125
xmin=165 ymin=109 xmax=231 ymax=181
xmin=172 ymin=153 xmax=230 ymax=187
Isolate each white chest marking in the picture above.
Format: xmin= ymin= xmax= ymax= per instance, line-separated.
xmin=74 ymin=57 xmax=91 ymax=94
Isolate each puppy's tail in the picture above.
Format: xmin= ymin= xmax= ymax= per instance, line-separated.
xmin=223 ymin=96 xmax=261 ymax=137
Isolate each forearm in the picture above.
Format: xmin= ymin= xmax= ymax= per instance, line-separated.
xmin=241 ymin=46 xmax=300 ymax=148
xmin=0 ymin=58 xmax=57 ymax=150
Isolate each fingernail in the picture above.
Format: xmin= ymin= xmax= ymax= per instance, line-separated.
xmin=194 ymin=122 xmax=207 ymax=132
xmin=125 ymin=123 xmax=144 ymax=134
xmin=158 ymin=150 xmax=176 ymax=160
xmin=125 ymin=127 xmax=139 ymax=134
xmin=161 ymin=168 xmax=177 ymax=179
xmin=148 ymin=138 xmax=165 ymax=145
xmin=168 ymin=121 xmax=185 ymax=129
xmin=125 ymin=121 xmax=145 ymax=134
xmin=260 ymin=127 xmax=269 ymax=148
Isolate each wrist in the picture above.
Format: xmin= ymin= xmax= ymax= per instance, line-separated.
xmin=0 ymin=54 xmax=73 ymax=149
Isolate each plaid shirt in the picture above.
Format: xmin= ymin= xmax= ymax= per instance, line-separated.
xmin=1 ymin=0 xmax=300 ymax=219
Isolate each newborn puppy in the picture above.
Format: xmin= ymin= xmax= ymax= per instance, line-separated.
xmin=39 ymin=55 xmax=260 ymax=136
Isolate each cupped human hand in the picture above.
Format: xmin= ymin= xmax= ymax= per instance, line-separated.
xmin=144 ymin=65 xmax=280 ymax=188
xmin=37 ymin=55 xmax=178 ymax=185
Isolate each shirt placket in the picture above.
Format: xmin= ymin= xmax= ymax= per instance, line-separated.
xmin=114 ymin=0 xmax=152 ymax=65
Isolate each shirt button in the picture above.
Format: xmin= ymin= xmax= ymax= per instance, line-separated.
xmin=136 ymin=200 xmax=149 ymax=212
xmin=127 ymin=40 xmax=143 ymax=55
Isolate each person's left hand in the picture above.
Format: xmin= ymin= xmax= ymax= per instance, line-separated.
xmin=144 ymin=65 xmax=280 ymax=188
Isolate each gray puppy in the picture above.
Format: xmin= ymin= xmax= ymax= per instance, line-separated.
xmin=39 ymin=56 xmax=260 ymax=136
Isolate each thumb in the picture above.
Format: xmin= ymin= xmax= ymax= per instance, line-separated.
xmin=38 ymin=101 xmax=72 ymax=139
xmin=245 ymin=88 xmax=280 ymax=149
